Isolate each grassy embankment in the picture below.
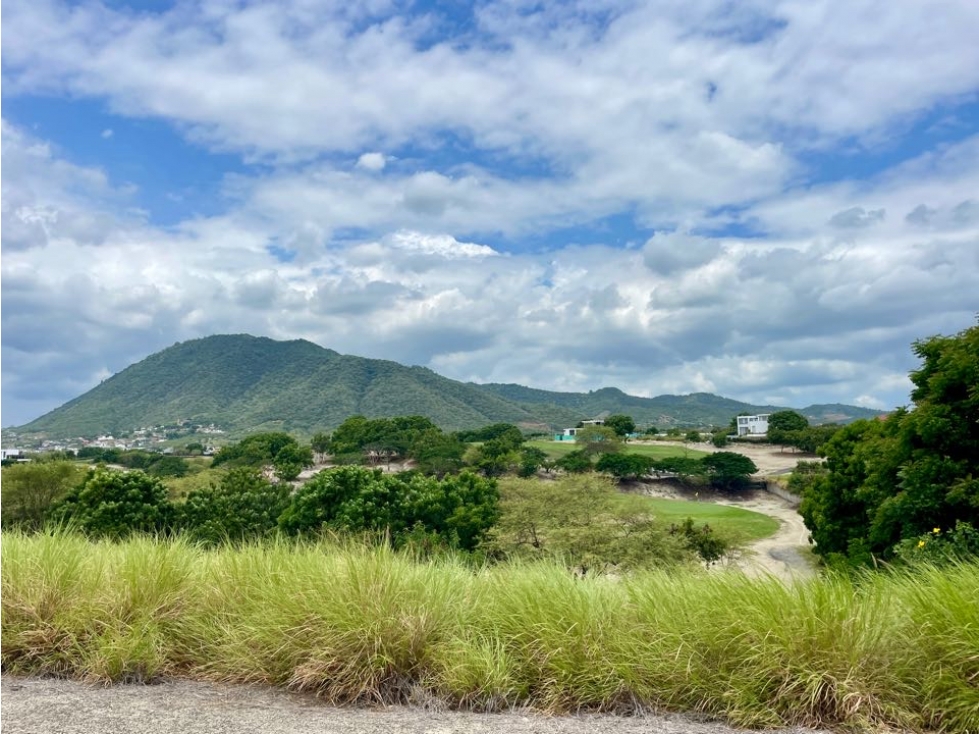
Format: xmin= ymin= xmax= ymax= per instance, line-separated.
xmin=3 ymin=531 xmax=976 ymax=732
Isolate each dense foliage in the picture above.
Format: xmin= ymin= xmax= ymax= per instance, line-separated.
xmin=49 ymin=467 xmax=174 ymax=538
xmin=800 ymin=324 xmax=979 ymax=566
xmin=178 ymin=468 xmax=291 ymax=545
xmin=278 ymin=466 xmax=499 ymax=551
xmin=593 ymin=451 xmax=758 ymax=490
xmin=211 ymin=432 xmax=313 ymax=480
xmin=0 ymin=461 xmax=87 ymax=530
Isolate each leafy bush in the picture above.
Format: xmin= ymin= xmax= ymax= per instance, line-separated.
xmin=555 ymin=449 xmax=593 ymax=473
xmin=278 ymin=466 xmax=498 ymax=551
xmin=1 ymin=461 xmax=86 ymax=530
xmin=179 ymin=468 xmax=291 ymax=545
xmin=49 ymin=467 xmax=174 ymax=538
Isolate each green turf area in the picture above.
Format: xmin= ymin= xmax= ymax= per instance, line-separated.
xmin=615 ymin=493 xmax=779 ymax=542
xmin=527 ymin=439 xmax=708 ymax=460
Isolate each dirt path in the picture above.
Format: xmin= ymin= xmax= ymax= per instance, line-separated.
xmin=637 ymin=441 xmax=817 ymax=581
xmin=711 ymin=493 xmax=814 ymax=581
xmin=0 ymin=677 xmax=831 ymax=734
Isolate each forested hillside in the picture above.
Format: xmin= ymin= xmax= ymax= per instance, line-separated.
xmin=14 ymin=334 xmax=881 ymax=439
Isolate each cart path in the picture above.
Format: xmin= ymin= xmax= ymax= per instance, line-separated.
xmin=0 ymin=676 xmax=832 ymax=734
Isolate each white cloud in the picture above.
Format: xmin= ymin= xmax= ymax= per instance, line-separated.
xmin=2 ymin=1 xmax=978 ymax=427
xmin=356 ymin=152 xmax=386 ymax=171
xmin=101 ymin=128 xmax=113 ymax=139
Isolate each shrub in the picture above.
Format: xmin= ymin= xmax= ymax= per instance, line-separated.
xmin=49 ymin=467 xmax=174 ymax=538
xmin=1 ymin=461 xmax=86 ymax=530
xmin=179 ymin=468 xmax=291 ymax=545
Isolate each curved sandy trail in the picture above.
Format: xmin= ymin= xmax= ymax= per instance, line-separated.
xmin=713 ymin=493 xmax=815 ymax=581
xmin=636 ymin=441 xmax=818 ymax=581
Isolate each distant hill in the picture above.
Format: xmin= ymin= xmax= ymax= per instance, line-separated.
xmin=471 ymin=384 xmax=883 ymax=430
xmin=12 ymin=334 xmax=885 ymax=439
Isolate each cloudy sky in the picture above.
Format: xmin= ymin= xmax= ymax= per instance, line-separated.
xmin=3 ymin=0 xmax=978 ymax=427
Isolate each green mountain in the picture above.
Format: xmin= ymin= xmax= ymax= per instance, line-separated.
xmin=13 ymin=334 xmax=884 ymax=439
xmin=470 ymin=385 xmax=883 ymax=429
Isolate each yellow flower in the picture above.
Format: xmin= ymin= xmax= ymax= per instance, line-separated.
xmin=933 ymin=527 xmax=941 ymax=534
xmin=918 ymin=540 xmax=926 ymax=548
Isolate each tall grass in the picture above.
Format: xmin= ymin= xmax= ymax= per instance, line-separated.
xmin=3 ymin=530 xmax=977 ymax=732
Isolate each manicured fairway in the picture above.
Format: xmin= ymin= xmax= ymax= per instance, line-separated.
xmin=621 ymin=494 xmax=779 ymax=541
xmin=527 ymin=439 xmax=708 ymax=460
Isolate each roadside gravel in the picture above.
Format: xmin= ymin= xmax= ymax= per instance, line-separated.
xmin=1 ymin=677 xmax=833 ymax=734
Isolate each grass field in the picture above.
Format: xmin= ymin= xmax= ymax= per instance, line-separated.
xmin=3 ymin=531 xmax=976 ymax=732
xmin=527 ymin=439 xmax=708 ymax=460
xmin=614 ymin=493 xmax=779 ymax=542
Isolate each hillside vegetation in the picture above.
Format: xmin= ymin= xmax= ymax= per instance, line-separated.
xmin=14 ymin=334 xmax=882 ymax=439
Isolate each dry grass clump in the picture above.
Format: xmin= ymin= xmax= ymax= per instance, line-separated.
xmin=3 ymin=530 xmax=977 ymax=732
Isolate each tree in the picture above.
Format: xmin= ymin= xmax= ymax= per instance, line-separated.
xmin=701 ymin=452 xmax=758 ymax=490
xmin=575 ymin=425 xmax=621 ymax=455
xmin=179 ymin=468 xmax=290 ymax=545
xmin=768 ymin=410 xmax=809 ymax=432
xmin=310 ymin=432 xmax=331 ymax=458
xmin=1 ymin=461 xmax=86 ymax=530
xmin=643 ymin=426 xmax=660 ymax=436
xmin=651 ymin=456 xmax=706 ymax=484
xmin=767 ymin=411 xmax=811 ymax=446
xmin=50 ymin=467 xmax=174 ymax=538
xmin=272 ymin=443 xmax=314 ymax=481
xmin=555 ymin=449 xmax=593 ymax=474
xmin=799 ymin=323 xmax=979 ymax=565
xmin=485 ymin=475 xmax=696 ymax=573
xmin=517 ymin=446 xmax=548 ymax=477
xmin=595 ymin=452 xmax=654 ymax=480
xmin=277 ymin=466 xmax=498 ymax=551
xmin=411 ymin=429 xmax=465 ymax=477
xmin=684 ymin=430 xmax=701 ymax=443
xmin=604 ymin=414 xmax=636 ymax=437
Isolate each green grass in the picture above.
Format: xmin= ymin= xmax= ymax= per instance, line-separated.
xmin=614 ymin=493 xmax=779 ymax=542
xmin=527 ymin=440 xmax=708 ymax=460
xmin=3 ymin=531 xmax=977 ymax=732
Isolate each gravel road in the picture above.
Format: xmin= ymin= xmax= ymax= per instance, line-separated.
xmin=1 ymin=677 xmax=832 ymax=734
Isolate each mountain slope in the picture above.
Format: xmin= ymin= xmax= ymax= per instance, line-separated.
xmin=14 ymin=335 xmax=884 ymax=438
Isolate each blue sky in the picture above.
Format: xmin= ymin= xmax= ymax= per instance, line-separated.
xmin=3 ymin=0 xmax=978 ymax=428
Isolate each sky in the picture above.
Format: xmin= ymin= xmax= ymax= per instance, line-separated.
xmin=2 ymin=0 xmax=978 ymax=428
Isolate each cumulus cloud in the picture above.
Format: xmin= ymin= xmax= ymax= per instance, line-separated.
xmin=2 ymin=0 xmax=979 ymax=427
xmin=356 ymin=152 xmax=386 ymax=171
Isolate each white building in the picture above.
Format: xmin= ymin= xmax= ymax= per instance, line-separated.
xmin=736 ymin=414 xmax=770 ymax=436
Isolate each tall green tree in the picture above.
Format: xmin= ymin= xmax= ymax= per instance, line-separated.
xmin=277 ymin=466 xmax=498 ymax=551
xmin=768 ymin=410 xmax=809 ymax=432
xmin=799 ymin=323 xmax=979 ymax=565
xmin=700 ymin=452 xmax=758 ymax=490
xmin=603 ymin=414 xmax=636 ymax=437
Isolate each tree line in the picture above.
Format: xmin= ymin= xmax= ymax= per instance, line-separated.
xmin=792 ymin=323 xmax=979 ymax=567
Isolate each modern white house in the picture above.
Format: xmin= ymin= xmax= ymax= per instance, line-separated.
xmin=735 ymin=414 xmax=770 ymax=436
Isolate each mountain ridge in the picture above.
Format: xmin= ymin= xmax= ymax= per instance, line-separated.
xmin=11 ymin=334 xmax=885 ymax=438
